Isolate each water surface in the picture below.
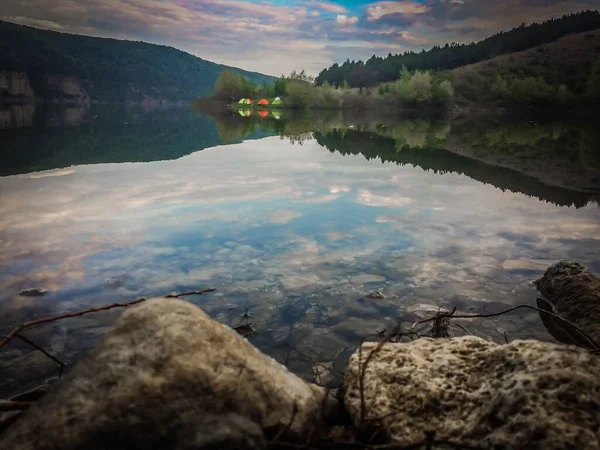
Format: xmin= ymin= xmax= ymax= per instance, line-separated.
xmin=1 ymin=105 xmax=599 ymax=395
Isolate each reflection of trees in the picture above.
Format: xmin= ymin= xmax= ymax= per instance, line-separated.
xmin=2 ymin=105 xmax=277 ymax=176
xmin=391 ymin=120 xmax=451 ymax=150
xmin=579 ymin=129 xmax=600 ymax=170
xmin=314 ymin=128 xmax=595 ymax=208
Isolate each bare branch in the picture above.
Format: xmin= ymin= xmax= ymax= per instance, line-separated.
xmin=1 ymin=288 xmax=216 ymax=350
xmin=410 ymin=303 xmax=600 ymax=350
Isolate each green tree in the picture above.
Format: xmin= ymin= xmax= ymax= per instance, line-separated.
xmin=431 ymin=79 xmax=454 ymax=105
xmin=587 ymin=60 xmax=600 ymax=100
xmin=214 ymin=70 xmax=244 ymax=100
xmin=410 ymin=71 xmax=433 ymax=102
xmin=274 ymin=76 xmax=287 ymax=96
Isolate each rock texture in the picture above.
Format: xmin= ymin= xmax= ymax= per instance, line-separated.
xmin=535 ymin=261 xmax=600 ymax=347
xmin=0 ymin=71 xmax=34 ymax=99
xmin=43 ymin=75 xmax=90 ymax=104
xmin=344 ymin=337 xmax=600 ymax=449
xmin=0 ymin=299 xmax=327 ymax=450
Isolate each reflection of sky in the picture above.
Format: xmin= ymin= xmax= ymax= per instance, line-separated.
xmin=1 ymin=135 xmax=600 ymax=389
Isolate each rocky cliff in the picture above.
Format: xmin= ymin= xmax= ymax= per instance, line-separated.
xmin=0 ymin=70 xmax=90 ymax=104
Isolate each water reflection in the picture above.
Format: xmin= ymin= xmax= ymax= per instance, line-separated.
xmin=0 ymin=106 xmax=599 ymax=396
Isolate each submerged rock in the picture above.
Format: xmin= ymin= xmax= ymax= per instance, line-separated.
xmin=343 ymin=337 xmax=600 ymax=449
xmin=535 ymin=261 xmax=600 ymax=347
xmin=18 ymin=287 xmax=48 ymax=297
xmin=1 ymin=298 xmax=328 ymax=450
xmin=364 ymin=289 xmax=384 ymax=299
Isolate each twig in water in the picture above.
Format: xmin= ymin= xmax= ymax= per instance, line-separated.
xmin=410 ymin=303 xmax=600 ymax=351
xmin=454 ymin=323 xmax=472 ymax=336
xmin=283 ymin=341 xmax=317 ymax=366
xmin=0 ymin=401 xmax=33 ymax=412
xmin=1 ymin=288 xmax=216 ymax=350
xmin=164 ymin=288 xmax=217 ymax=298
xmin=15 ymin=334 xmax=65 ymax=378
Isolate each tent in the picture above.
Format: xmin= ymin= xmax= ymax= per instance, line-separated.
xmin=271 ymin=97 xmax=282 ymax=106
xmin=257 ymin=109 xmax=269 ymax=118
xmin=238 ymin=98 xmax=252 ymax=105
xmin=258 ymin=98 xmax=270 ymax=106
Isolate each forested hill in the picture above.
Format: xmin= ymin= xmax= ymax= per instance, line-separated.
xmin=0 ymin=21 xmax=275 ymax=103
xmin=315 ymin=10 xmax=600 ymax=87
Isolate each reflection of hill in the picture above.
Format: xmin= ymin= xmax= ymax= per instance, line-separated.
xmin=1 ymin=106 xmax=276 ymax=176
xmin=314 ymin=129 xmax=596 ymax=208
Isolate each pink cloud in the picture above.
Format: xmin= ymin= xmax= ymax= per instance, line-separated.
xmin=305 ymin=1 xmax=347 ymax=14
xmin=366 ymin=1 xmax=429 ymax=21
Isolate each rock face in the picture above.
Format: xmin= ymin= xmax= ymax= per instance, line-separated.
xmin=0 ymin=71 xmax=34 ymax=99
xmin=344 ymin=337 xmax=600 ymax=449
xmin=43 ymin=75 xmax=90 ymax=104
xmin=0 ymin=299 xmax=326 ymax=450
xmin=535 ymin=261 xmax=600 ymax=348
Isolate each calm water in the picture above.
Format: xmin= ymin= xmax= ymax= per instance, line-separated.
xmin=1 ymin=104 xmax=599 ymax=395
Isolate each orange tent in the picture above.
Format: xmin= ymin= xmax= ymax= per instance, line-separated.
xmin=258 ymin=98 xmax=270 ymax=106
xmin=257 ymin=109 xmax=269 ymax=118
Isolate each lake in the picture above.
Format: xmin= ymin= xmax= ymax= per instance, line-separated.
xmin=1 ymin=104 xmax=599 ymax=395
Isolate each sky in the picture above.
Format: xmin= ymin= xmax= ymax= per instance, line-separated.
xmin=1 ymin=0 xmax=599 ymax=75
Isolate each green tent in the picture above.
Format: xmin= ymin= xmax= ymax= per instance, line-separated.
xmin=271 ymin=97 xmax=282 ymax=106
xmin=238 ymin=98 xmax=252 ymax=105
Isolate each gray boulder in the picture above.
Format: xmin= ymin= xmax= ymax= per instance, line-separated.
xmin=535 ymin=261 xmax=600 ymax=348
xmin=343 ymin=337 xmax=600 ymax=449
xmin=0 ymin=298 xmax=327 ymax=450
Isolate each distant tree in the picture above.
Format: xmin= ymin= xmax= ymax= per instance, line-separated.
xmin=431 ymin=79 xmax=454 ymax=105
xmin=556 ymin=84 xmax=572 ymax=102
xmin=409 ymin=71 xmax=433 ymax=102
xmin=214 ymin=70 xmax=244 ymax=100
xmin=260 ymin=81 xmax=276 ymax=98
xmin=315 ymin=11 xmax=600 ymax=89
xmin=288 ymin=70 xmax=315 ymax=83
xmin=587 ymin=60 xmax=600 ymax=100
xmin=350 ymin=64 xmax=375 ymax=92
xmin=274 ymin=76 xmax=287 ymax=96
xmin=240 ymin=77 xmax=257 ymax=96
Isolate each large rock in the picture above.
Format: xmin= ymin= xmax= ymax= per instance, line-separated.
xmin=535 ymin=261 xmax=600 ymax=348
xmin=0 ymin=299 xmax=327 ymax=449
xmin=343 ymin=337 xmax=600 ymax=449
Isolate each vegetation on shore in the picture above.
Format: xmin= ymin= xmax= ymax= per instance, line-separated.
xmin=195 ymin=66 xmax=457 ymax=111
xmin=195 ymin=11 xmax=600 ymax=112
xmin=315 ymin=11 xmax=600 ymax=88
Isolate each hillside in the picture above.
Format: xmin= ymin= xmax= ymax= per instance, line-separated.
xmin=0 ymin=21 xmax=275 ymax=103
xmin=452 ymin=29 xmax=600 ymax=97
xmin=315 ymin=10 xmax=600 ymax=88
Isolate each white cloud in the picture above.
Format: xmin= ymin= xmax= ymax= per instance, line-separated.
xmin=335 ymin=14 xmax=359 ymax=26
xmin=366 ymin=1 xmax=429 ymax=21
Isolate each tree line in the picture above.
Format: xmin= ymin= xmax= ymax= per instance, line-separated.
xmin=315 ymin=10 xmax=600 ymax=88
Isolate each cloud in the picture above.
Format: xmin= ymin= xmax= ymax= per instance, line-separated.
xmin=1 ymin=0 xmax=599 ymax=75
xmin=305 ymin=1 xmax=347 ymax=14
xmin=356 ymin=189 xmax=413 ymax=207
xmin=270 ymin=210 xmax=303 ymax=224
xmin=335 ymin=14 xmax=359 ymax=26
xmin=366 ymin=1 xmax=429 ymax=21
xmin=1 ymin=15 xmax=64 ymax=30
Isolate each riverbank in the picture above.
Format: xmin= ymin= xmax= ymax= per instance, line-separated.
xmin=1 ymin=261 xmax=600 ymax=449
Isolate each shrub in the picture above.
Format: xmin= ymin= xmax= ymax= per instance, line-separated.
xmin=431 ymin=79 xmax=454 ymax=105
